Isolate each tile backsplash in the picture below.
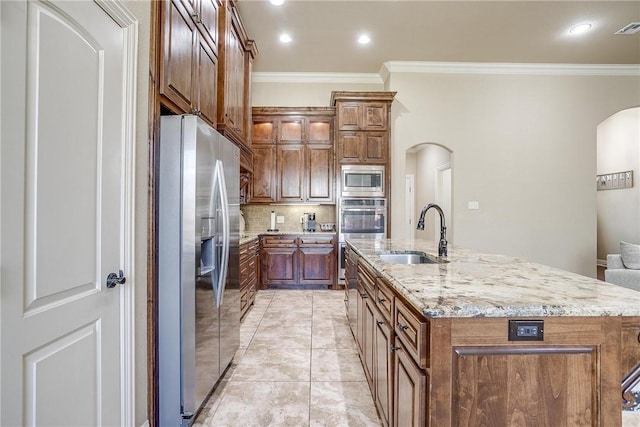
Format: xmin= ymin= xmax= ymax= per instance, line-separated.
xmin=241 ymin=204 xmax=336 ymax=233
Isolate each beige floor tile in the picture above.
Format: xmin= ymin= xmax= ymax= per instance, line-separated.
xmin=310 ymin=381 xmax=381 ymax=427
xmin=623 ymin=411 xmax=640 ymax=427
xmin=312 ymin=323 xmax=357 ymax=349
xmin=259 ymin=312 xmax=313 ymax=328
xmin=232 ymin=347 xmax=311 ymax=381
xmin=250 ymin=325 xmax=312 ymax=349
xmin=205 ymin=381 xmax=310 ymax=427
xmin=311 ymin=348 xmax=365 ymax=382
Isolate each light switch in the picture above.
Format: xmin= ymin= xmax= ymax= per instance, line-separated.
xmin=468 ymin=201 xmax=480 ymax=210
xmin=276 ymin=215 xmax=285 ymax=224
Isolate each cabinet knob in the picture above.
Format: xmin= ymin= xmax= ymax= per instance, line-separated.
xmin=398 ymin=322 xmax=408 ymax=331
xmin=360 ymin=293 xmax=368 ymax=299
xmin=376 ymin=320 xmax=384 ymax=326
xmin=377 ymin=297 xmax=386 ymax=303
xmin=390 ymin=345 xmax=400 ymax=352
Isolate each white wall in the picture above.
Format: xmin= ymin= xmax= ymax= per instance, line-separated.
xmin=386 ymin=71 xmax=640 ymax=277
xmin=252 ymin=80 xmax=383 ymax=106
xmin=597 ymin=107 xmax=640 ymax=260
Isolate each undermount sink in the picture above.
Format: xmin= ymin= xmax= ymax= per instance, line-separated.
xmin=378 ymin=251 xmax=448 ymax=265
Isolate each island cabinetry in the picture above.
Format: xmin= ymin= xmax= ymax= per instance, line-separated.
xmin=239 ymin=238 xmax=258 ymax=317
xmin=331 ymin=92 xmax=396 ymax=166
xmin=160 ymin=0 xmax=220 ymax=127
xmin=345 ymin=244 xmax=360 ymax=334
xmin=260 ymin=234 xmax=336 ymax=288
xmin=251 ymin=108 xmax=335 ymax=204
xmin=356 ymin=260 xmax=395 ymax=427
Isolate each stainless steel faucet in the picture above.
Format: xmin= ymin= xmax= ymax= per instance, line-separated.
xmin=416 ymin=203 xmax=448 ymax=257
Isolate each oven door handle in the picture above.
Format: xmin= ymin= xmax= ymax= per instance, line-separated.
xmin=340 ymin=208 xmax=382 ymax=212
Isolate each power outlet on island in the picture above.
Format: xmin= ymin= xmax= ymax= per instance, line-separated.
xmin=468 ymin=201 xmax=480 ymax=210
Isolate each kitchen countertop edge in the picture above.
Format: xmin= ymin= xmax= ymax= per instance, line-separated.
xmin=346 ymin=238 xmax=640 ymax=319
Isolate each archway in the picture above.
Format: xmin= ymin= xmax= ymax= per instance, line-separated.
xmin=405 ymin=143 xmax=453 ymax=242
xmin=596 ymin=107 xmax=640 ymax=270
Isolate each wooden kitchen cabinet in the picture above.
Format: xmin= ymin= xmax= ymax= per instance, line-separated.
xmin=239 ymin=238 xmax=258 ymax=318
xmin=260 ymin=236 xmax=298 ymax=286
xmin=251 ymin=108 xmax=335 ymax=204
xmin=393 ymin=337 xmax=427 ymax=427
xmin=260 ymin=234 xmax=336 ymax=288
xmin=216 ymin=0 xmax=257 ymax=152
xmin=160 ymin=18 xmax=220 ymax=126
xmin=331 ymin=92 xmax=395 ymax=166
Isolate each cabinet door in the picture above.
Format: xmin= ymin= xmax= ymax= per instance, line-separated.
xmin=195 ymin=34 xmax=217 ymax=127
xmin=337 ymin=102 xmax=362 ymax=130
xmin=306 ymin=145 xmax=333 ymax=203
xmin=277 ymin=145 xmax=304 ymax=202
xmin=374 ymin=314 xmax=393 ymax=427
xmin=393 ymin=338 xmax=427 ymax=427
xmin=363 ymin=102 xmax=388 ymax=130
xmin=298 ymin=246 xmax=334 ymax=285
xmin=196 ymin=0 xmax=220 ymax=51
xmin=363 ymin=297 xmax=376 ymax=389
xmin=308 ymin=117 xmax=333 ymax=144
xmin=279 ymin=118 xmax=304 ymax=144
xmin=251 ymin=145 xmax=276 ymax=203
xmin=261 ymin=246 xmax=297 ymax=285
xmin=160 ymin=0 xmax=197 ymax=113
xmin=363 ymin=132 xmax=388 ymax=164
xmin=356 ymin=285 xmax=366 ymax=355
xmin=337 ymin=132 xmax=364 ymax=163
xmin=221 ymin=4 xmax=245 ymax=140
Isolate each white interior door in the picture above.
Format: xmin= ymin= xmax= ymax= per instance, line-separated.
xmin=1 ymin=1 xmax=136 ymax=425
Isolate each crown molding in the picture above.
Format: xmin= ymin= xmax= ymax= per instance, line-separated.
xmin=252 ymin=72 xmax=383 ymax=84
xmin=381 ymin=61 xmax=640 ymax=76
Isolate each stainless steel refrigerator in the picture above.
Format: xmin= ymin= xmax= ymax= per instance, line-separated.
xmin=158 ymin=115 xmax=240 ymax=426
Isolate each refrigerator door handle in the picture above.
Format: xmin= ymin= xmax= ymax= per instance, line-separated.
xmin=214 ymin=160 xmax=230 ymax=308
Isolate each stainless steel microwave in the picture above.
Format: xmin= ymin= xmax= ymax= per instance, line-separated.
xmin=340 ymin=165 xmax=385 ymax=197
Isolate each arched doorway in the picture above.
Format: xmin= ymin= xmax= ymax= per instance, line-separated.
xmin=405 ymin=143 xmax=453 ymax=242
xmin=596 ymin=107 xmax=640 ymax=269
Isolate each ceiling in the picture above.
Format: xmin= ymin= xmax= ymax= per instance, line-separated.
xmin=236 ymin=1 xmax=640 ymax=74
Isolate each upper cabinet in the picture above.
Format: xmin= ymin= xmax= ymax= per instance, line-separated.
xmin=217 ymin=0 xmax=258 ymax=163
xmin=331 ymin=92 xmax=396 ymax=165
xmin=250 ymin=108 xmax=335 ymax=205
xmin=157 ymin=0 xmax=256 ymax=170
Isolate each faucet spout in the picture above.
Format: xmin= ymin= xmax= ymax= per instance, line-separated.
xmin=416 ymin=203 xmax=448 ymax=257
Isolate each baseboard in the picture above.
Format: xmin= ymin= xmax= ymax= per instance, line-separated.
xmin=597 ymin=259 xmax=607 ymax=268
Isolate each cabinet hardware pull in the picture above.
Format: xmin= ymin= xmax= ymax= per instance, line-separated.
xmin=390 ymin=345 xmax=400 ymax=352
xmin=360 ymin=293 xmax=368 ymax=299
xmin=376 ymin=320 xmax=384 ymax=326
xmin=378 ymin=297 xmax=386 ymax=303
xmin=398 ymin=322 xmax=409 ymax=331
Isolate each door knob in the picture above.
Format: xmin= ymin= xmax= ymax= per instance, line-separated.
xmin=106 ymin=270 xmax=126 ymax=288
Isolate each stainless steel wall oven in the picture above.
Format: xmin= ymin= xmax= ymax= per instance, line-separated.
xmin=337 ymin=198 xmax=386 ymax=283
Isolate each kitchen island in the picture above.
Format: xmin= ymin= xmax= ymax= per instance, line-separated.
xmin=345 ymin=238 xmax=640 ymax=427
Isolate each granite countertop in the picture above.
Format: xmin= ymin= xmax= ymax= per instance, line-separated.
xmin=346 ymin=238 xmax=640 ymax=319
xmin=240 ymin=230 xmax=336 ymax=246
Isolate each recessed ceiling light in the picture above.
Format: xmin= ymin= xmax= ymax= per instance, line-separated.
xmin=270 ymin=0 xmax=284 ymax=5
xmin=358 ymin=34 xmax=371 ymax=45
xmin=569 ymin=23 xmax=592 ymax=35
xmin=279 ymin=33 xmax=292 ymax=43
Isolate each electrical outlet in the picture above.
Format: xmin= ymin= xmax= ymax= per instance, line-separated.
xmin=468 ymin=201 xmax=480 ymax=210
xmin=276 ymin=215 xmax=285 ymax=224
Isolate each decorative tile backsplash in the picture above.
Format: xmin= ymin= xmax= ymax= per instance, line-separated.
xmin=241 ymin=204 xmax=336 ymax=232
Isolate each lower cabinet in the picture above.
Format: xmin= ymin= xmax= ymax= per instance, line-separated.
xmin=239 ymin=238 xmax=259 ymax=318
xmin=260 ymin=234 xmax=336 ymax=288
xmin=393 ymin=338 xmax=427 ymax=427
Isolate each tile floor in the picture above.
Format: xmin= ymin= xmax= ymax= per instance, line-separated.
xmin=193 ymin=290 xmax=382 ymax=427
xmin=194 ymin=289 xmax=640 ymax=427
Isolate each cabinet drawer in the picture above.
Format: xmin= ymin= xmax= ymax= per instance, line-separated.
xmin=299 ymin=235 xmax=335 ymax=246
xmin=261 ymin=236 xmax=298 ymax=247
xmin=358 ymin=260 xmax=377 ymax=297
xmin=375 ymin=278 xmax=394 ymax=324
xmin=395 ymin=297 xmax=429 ymax=369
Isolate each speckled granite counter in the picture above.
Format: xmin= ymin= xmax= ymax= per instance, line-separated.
xmin=347 ymin=238 xmax=640 ymax=318
xmin=240 ymin=231 xmax=336 ymax=246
